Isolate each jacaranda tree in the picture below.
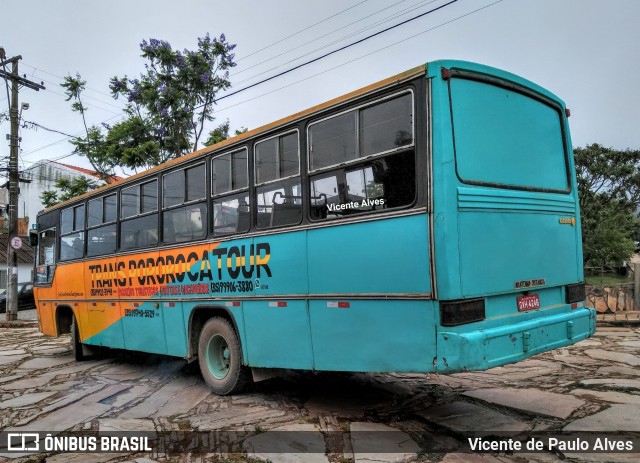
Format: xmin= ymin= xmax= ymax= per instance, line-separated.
xmin=62 ymin=33 xmax=237 ymax=179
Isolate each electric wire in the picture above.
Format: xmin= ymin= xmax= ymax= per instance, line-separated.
xmin=203 ymin=0 xmax=458 ymax=107
xmin=17 ymin=0 xmax=501 ymax=171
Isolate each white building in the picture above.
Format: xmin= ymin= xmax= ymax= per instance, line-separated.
xmin=1 ymin=160 xmax=118 ymax=227
xmin=0 ymin=161 xmax=121 ymax=287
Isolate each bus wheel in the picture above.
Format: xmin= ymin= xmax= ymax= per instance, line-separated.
xmin=198 ymin=317 xmax=250 ymax=395
xmin=70 ymin=315 xmax=86 ymax=361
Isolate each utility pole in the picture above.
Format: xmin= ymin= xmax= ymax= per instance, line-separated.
xmin=0 ymin=48 xmax=44 ymax=321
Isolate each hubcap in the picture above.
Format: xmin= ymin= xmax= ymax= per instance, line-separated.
xmin=206 ymin=334 xmax=230 ymax=380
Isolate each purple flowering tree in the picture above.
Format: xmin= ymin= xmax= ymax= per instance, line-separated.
xmin=62 ymin=33 xmax=237 ymax=178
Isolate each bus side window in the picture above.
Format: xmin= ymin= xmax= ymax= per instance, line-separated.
xmin=308 ymin=91 xmax=415 ymax=220
xmin=212 ymin=148 xmax=250 ymax=236
xmin=36 ymin=228 xmax=57 ymax=284
xmin=120 ymin=180 xmax=159 ymax=251
xmin=255 ymin=131 xmax=302 ymax=229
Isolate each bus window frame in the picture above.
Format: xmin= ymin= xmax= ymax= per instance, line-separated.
xmin=211 ymin=146 xmax=251 ymax=237
xmin=306 ymin=89 xmax=417 ymax=222
xmin=86 ymin=193 xmax=118 ymax=257
xmin=254 ymin=129 xmax=303 ymax=230
xmin=162 ymin=161 xmax=208 ymax=244
xmin=59 ymin=204 xmax=86 ymax=261
xmin=119 ymin=178 xmax=159 ymax=251
xmin=254 ymin=128 xmax=301 ymax=188
xmin=35 ymin=226 xmax=57 ymax=285
xmin=211 ymin=147 xmax=249 ymax=197
xmin=307 ymin=89 xmax=416 ymax=174
xmin=162 ymin=161 xmax=207 ymax=209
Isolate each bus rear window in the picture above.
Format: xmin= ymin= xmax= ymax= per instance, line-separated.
xmin=450 ymin=78 xmax=568 ymax=192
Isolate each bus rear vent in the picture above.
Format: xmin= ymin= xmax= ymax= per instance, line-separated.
xmin=440 ymin=298 xmax=485 ymax=326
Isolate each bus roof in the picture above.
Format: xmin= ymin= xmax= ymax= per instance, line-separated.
xmin=41 ymin=64 xmax=428 ymax=214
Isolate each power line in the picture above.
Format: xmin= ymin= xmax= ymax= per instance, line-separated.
xmin=18 ymin=0 xmax=502 ymax=168
xmin=207 ymin=0 xmax=505 ymax=115
xmin=206 ymin=0 xmax=458 ymax=106
xmin=22 ymin=120 xmax=76 ymax=138
xmin=18 ymin=1 xmax=452 ymax=161
xmin=231 ymin=0 xmax=428 ymax=81
xmin=238 ymin=0 xmax=371 ymax=63
xmin=229 ymin=0 xmax=416 ymax=79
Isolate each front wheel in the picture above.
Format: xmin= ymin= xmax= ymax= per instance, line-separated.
xmin=70 ymin=315 xmax=86 ymax=361
xmin=198 ymin=317 xmax=251 ymax=395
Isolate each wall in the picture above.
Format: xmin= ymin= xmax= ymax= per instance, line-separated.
xmin=585 ymin=284 xmax=634 ymax=313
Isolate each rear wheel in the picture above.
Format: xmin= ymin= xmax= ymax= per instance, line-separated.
xmin=198 ymin=317 xmax=250 ymax=395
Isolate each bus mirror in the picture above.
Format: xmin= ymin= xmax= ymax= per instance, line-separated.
xmin=28 ymin=230 xmax=38 ymax=247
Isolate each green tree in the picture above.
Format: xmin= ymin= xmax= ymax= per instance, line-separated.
xmin=40 ymin=176 xmax=101 ymax=208
xmin=574 ymin=143 xmax=640 ymax=269
xmin=203 ymin=119 xmax=248 ymax=146
xmin=63 ymin=33 xmax=238 ymax=178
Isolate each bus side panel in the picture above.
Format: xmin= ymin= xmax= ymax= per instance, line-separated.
xmin=164 ymin=301 xmax=187 ymax=357
xmin=243 ymin=300 xmax=314 ymax=369
xmin=243 ymin=232 xmax=314 ymax=369
xmin=306 ymin=215 xmax=431 ymax=295
xmin=309 ymin=300 xmax=436 ymax=372
xmin=120 ymin=249 xmax=168 ymax=355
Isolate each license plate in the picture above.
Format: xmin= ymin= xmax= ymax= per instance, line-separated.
xmin=517 ymin=294 xmax=540 ymax=311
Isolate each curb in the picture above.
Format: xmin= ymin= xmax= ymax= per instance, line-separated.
xmin=596 ymin=311 xmax=640 ymax=327
xmin=0 ymin=320 xmax=38 ymax=328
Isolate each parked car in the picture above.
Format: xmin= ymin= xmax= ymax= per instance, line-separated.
xmin=0 ymin=283 xmax=35 ymax=312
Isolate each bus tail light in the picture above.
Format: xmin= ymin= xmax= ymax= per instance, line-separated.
xmin=440 ymin=298 xmax=485 ymax=326
xmin=566 ymin=283 xmax=585 ymax=305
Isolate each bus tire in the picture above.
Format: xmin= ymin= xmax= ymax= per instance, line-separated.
xmin=70 ymin=315 xmax=86 ymax=362
xmin=198 ymin=317 xmax=250 ymax=395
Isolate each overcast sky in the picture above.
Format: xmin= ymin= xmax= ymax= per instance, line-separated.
xmin=1 ymin=0 xmax=639 ymax=175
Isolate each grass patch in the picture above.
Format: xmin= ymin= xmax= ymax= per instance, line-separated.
xmin=586 ymin=274 xmax=633 ymax=285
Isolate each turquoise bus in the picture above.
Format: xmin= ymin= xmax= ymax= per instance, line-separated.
xmin=32 ymin=60 xmax=594 ymax=394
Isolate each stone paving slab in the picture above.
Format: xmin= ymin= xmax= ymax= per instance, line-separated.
xmin=0 ymin=354 xmax=29 ymax=366
xmin=188 ymin=406 xmax=288 ymax=430
xmin=118 ymin=377 xmax=197 ymax=419
xmin=350 ymin=422 xmax=421 ymax=463
xmin=0 ymin=349 xmax=27 ymax=356
xmin=440 ymin=453 xmax=504 ymax=463
xmin=98 ymin=418 xmax=156 ymax=432
xmin=571 ymin=388 xmax=640 ymax=404
xmin=583 ymin=349 xmax=640 ymax=366
xmin=564 ymin=404 xmax=640 ymax=431
xmin=417 ymin=401 xmax=532 ymax=433
xmin=579 ymin=378 xmax=640 ymax=391
xmin=0 ymin=372 xmax=55 ymax=390
xmin=46 ymin=453 xmax=130 ymax=462
xmin=8 ymin=384 xmax=131 ymax=432
xmin=0 ymin=391 xmax=58 ymax=409
xmin=244 ymin=423 xmax=329 ymax=463
xmin=150 ymin=383 xmax=211 ymax=418
xmin=462 ymin=387 xmax=585 ymax=419
xmin=17 ymin=355 xmax=76 ymax=370
xmin=596 ymin=365 xmax=640 ymax=377
xmin=304 ymin=389 xmax=394 ymax=419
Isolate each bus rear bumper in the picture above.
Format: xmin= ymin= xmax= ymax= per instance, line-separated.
xmin=434 ymin=306 xmax=596 ymax=373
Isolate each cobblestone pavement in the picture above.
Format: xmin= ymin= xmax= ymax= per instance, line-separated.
xmin=1 ymin=321 xmax=640 ymax=463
